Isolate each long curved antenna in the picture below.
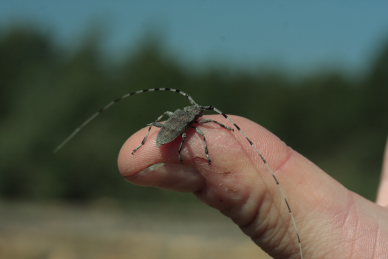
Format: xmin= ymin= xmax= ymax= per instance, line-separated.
xmin=205 ymin=105 xmax=304 ymax=259
xmin=54 ymin=88 xmax=197 ymax=153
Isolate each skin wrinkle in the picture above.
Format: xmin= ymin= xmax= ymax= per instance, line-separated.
xmin=361 ymin=220 xmax=379 ymax=259
xmin=219 ymin=188 xmax=250 ymax=223
xmin=375 ymin=217 xmax=388 ymax=258
xmin=364 ymin=217 xmax=380 ymax=259
xmin=195 ymin=181 xmax=234 ymax=212
xmin=273 ymin=145 xmax=293 ymax=173
xmin=322 ymin=191 xmax=357 ymax=258
xmin=254 ymin=212 xmax=296 ymax=259
xmin=251 ymin=216 xmax=279 ymax=251
xmin=272 ymin=212 xmax=299 ymax=259
xmin=221 ymin=171 xmax=264 ymax=225
xmin=341 ymin=194 xmax=380 ymax=259
xmin=245 ymin=191 xmax=295 ymax=258
xmin=235 ymin=173 xmax=270 ymax=223
xmin=208 ymin=173 xmax=250 ymax=212
xmin=337 ymin=191 xmax=356 ymax=232
xmin=370 ymin=221 xmax=379 ymax=259
xmin=319 ymin=245 xmax=341 ymax=259
xmin=348 ymin=198 xmax=358 ymax=259
xmin=237 ymin=186 xmax=269 ymax=229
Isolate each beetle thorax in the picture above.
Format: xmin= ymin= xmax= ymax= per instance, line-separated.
xmin=183 ymin=104 xmax=203 ymax=118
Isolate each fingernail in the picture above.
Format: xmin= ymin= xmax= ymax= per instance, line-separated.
xmin=134 ymin=163 xmax=204 ymax=192
xmin=138 ymin=163 xmax=165 ymax=175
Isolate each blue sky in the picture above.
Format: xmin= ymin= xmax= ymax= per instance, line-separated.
xmin=1 ymin=1 xmax=388 ymax=74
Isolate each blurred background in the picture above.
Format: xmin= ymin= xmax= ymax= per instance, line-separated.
xmin=1 ymin=1 xmax=388 ymax=258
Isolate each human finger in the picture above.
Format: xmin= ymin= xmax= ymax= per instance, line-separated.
xmin=118 ymin=115 xmax=388 ymax=258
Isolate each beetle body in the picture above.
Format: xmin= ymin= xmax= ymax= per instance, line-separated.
xmin=156 ymin=105 xmax=203 ymax=146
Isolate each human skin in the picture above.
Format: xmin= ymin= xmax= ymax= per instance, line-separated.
xmin=118 ymin=115 xmax=388 ymax=259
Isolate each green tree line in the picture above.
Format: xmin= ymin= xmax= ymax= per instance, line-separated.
xmin=0 ymin=26 xmax=387 ymax=202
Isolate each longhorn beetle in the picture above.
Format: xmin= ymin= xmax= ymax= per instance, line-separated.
xmin=54 ymin=88 xmax=303 ymax=259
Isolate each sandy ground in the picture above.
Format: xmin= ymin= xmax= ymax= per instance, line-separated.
xmin=0 ymin=201 xmax=271 ymax=259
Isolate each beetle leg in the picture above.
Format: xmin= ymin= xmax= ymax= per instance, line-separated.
xmin=177 ymin=132 xmax=187 ymax=162
xmin=131 ymin=111 xmax=171 ymax=155
xmin=197 ymin=118 xmax=234 ymax=131
xmin=191 ymin=126 xmax=212 ymax=165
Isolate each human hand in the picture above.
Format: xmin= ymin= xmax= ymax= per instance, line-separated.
xmin=118 ymin=115 xmax=388 ymax=259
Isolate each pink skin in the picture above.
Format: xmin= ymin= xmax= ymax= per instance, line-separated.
xmin=118 ymin=115 xmax=388 ymax=259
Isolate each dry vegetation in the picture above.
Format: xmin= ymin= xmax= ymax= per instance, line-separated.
xmin=0 ymin=201 xmax=270 ymax=259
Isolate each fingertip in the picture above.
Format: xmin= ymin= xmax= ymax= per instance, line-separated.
xmin=117 ymin=126 xmax=206 ymax=192
xmin=124 ymin=163 xmax=205 ymax=192
xmin=117 ymin=127 xmax=162 ymax=177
